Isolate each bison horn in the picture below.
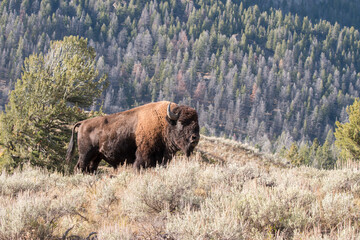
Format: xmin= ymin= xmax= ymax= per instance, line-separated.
xmin=167 ymin=103 xmax=179 ymax=121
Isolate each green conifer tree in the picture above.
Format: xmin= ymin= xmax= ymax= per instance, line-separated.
xmin=334 ymin=98 xmax=360 ymax=161
xmin=286 ymin=143 xmax=301 ymax=166
xmin=0 ymin=36 xmax=107 ymax=170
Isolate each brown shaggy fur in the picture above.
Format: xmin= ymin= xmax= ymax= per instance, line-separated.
xmin=66 ymin=101 xmax=200 ymax=173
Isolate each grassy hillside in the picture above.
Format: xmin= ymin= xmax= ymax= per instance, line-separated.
xmin=1 ymin=136 xmax=360 ymax=239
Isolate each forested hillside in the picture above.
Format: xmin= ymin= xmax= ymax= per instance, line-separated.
xmin=1 ymin=0 xmax=360 ymax=153
xmin=242 ymin=0 xmax=360 ymax=29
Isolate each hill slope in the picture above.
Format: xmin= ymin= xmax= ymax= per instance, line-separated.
xmin=1 ymin=136 xmax=360 ymax=239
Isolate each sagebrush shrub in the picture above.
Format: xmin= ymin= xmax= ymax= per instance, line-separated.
xmin=316 ymin=192 xmax=360 ymax=230
xmin=97 ymin=224 xmax=134 ymax=240
xmin=121 ymin=160 xmax=205 ymax=219
xmin=166 ymin=191 xmax=247 ymax=240
xmin=0 ymin=166 xmax=57 ymax=196
xmin=0 ymin=188 xmax=86 ymax=239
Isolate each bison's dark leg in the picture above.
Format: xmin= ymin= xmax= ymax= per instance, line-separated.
xmin=76 ymin=149 xmax=98 ymax=173
xmin=134 ymin=150 xmax=152 ymax=170
xmin=88 ymin=154 xmax=102 ymax=173
xmin=153 ymin=151 xmax=166 ymax=167
xmin=103 ymin=158 xmax=118 ymax=169
xmin=134 ymin=155 xmax=145 ymax=170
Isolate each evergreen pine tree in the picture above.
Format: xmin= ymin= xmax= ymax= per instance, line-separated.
xmin=0 ymin=36 xmax=107 ymax=170
xmin=334 ymin=98 xmax=360 ymax=161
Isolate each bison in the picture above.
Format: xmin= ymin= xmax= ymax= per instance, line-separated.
xmin=66 ymin=101 xmax=200 ymax=173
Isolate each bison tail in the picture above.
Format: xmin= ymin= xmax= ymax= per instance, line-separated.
xmin=65 ymin=122 xmax=81 ymax=165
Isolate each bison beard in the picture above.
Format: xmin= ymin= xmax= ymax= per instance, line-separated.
xmin=66 ymin=101 xmax=200 ymax=173
xmin=186 ymin=144 xmax=196 ymax=157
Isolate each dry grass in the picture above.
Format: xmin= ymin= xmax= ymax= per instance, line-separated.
xmin=1 ymin=136 xmax=360 ymax=239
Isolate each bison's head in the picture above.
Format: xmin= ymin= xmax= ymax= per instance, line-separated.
xmin=166 ymin=103 xmax=200 ymax=157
